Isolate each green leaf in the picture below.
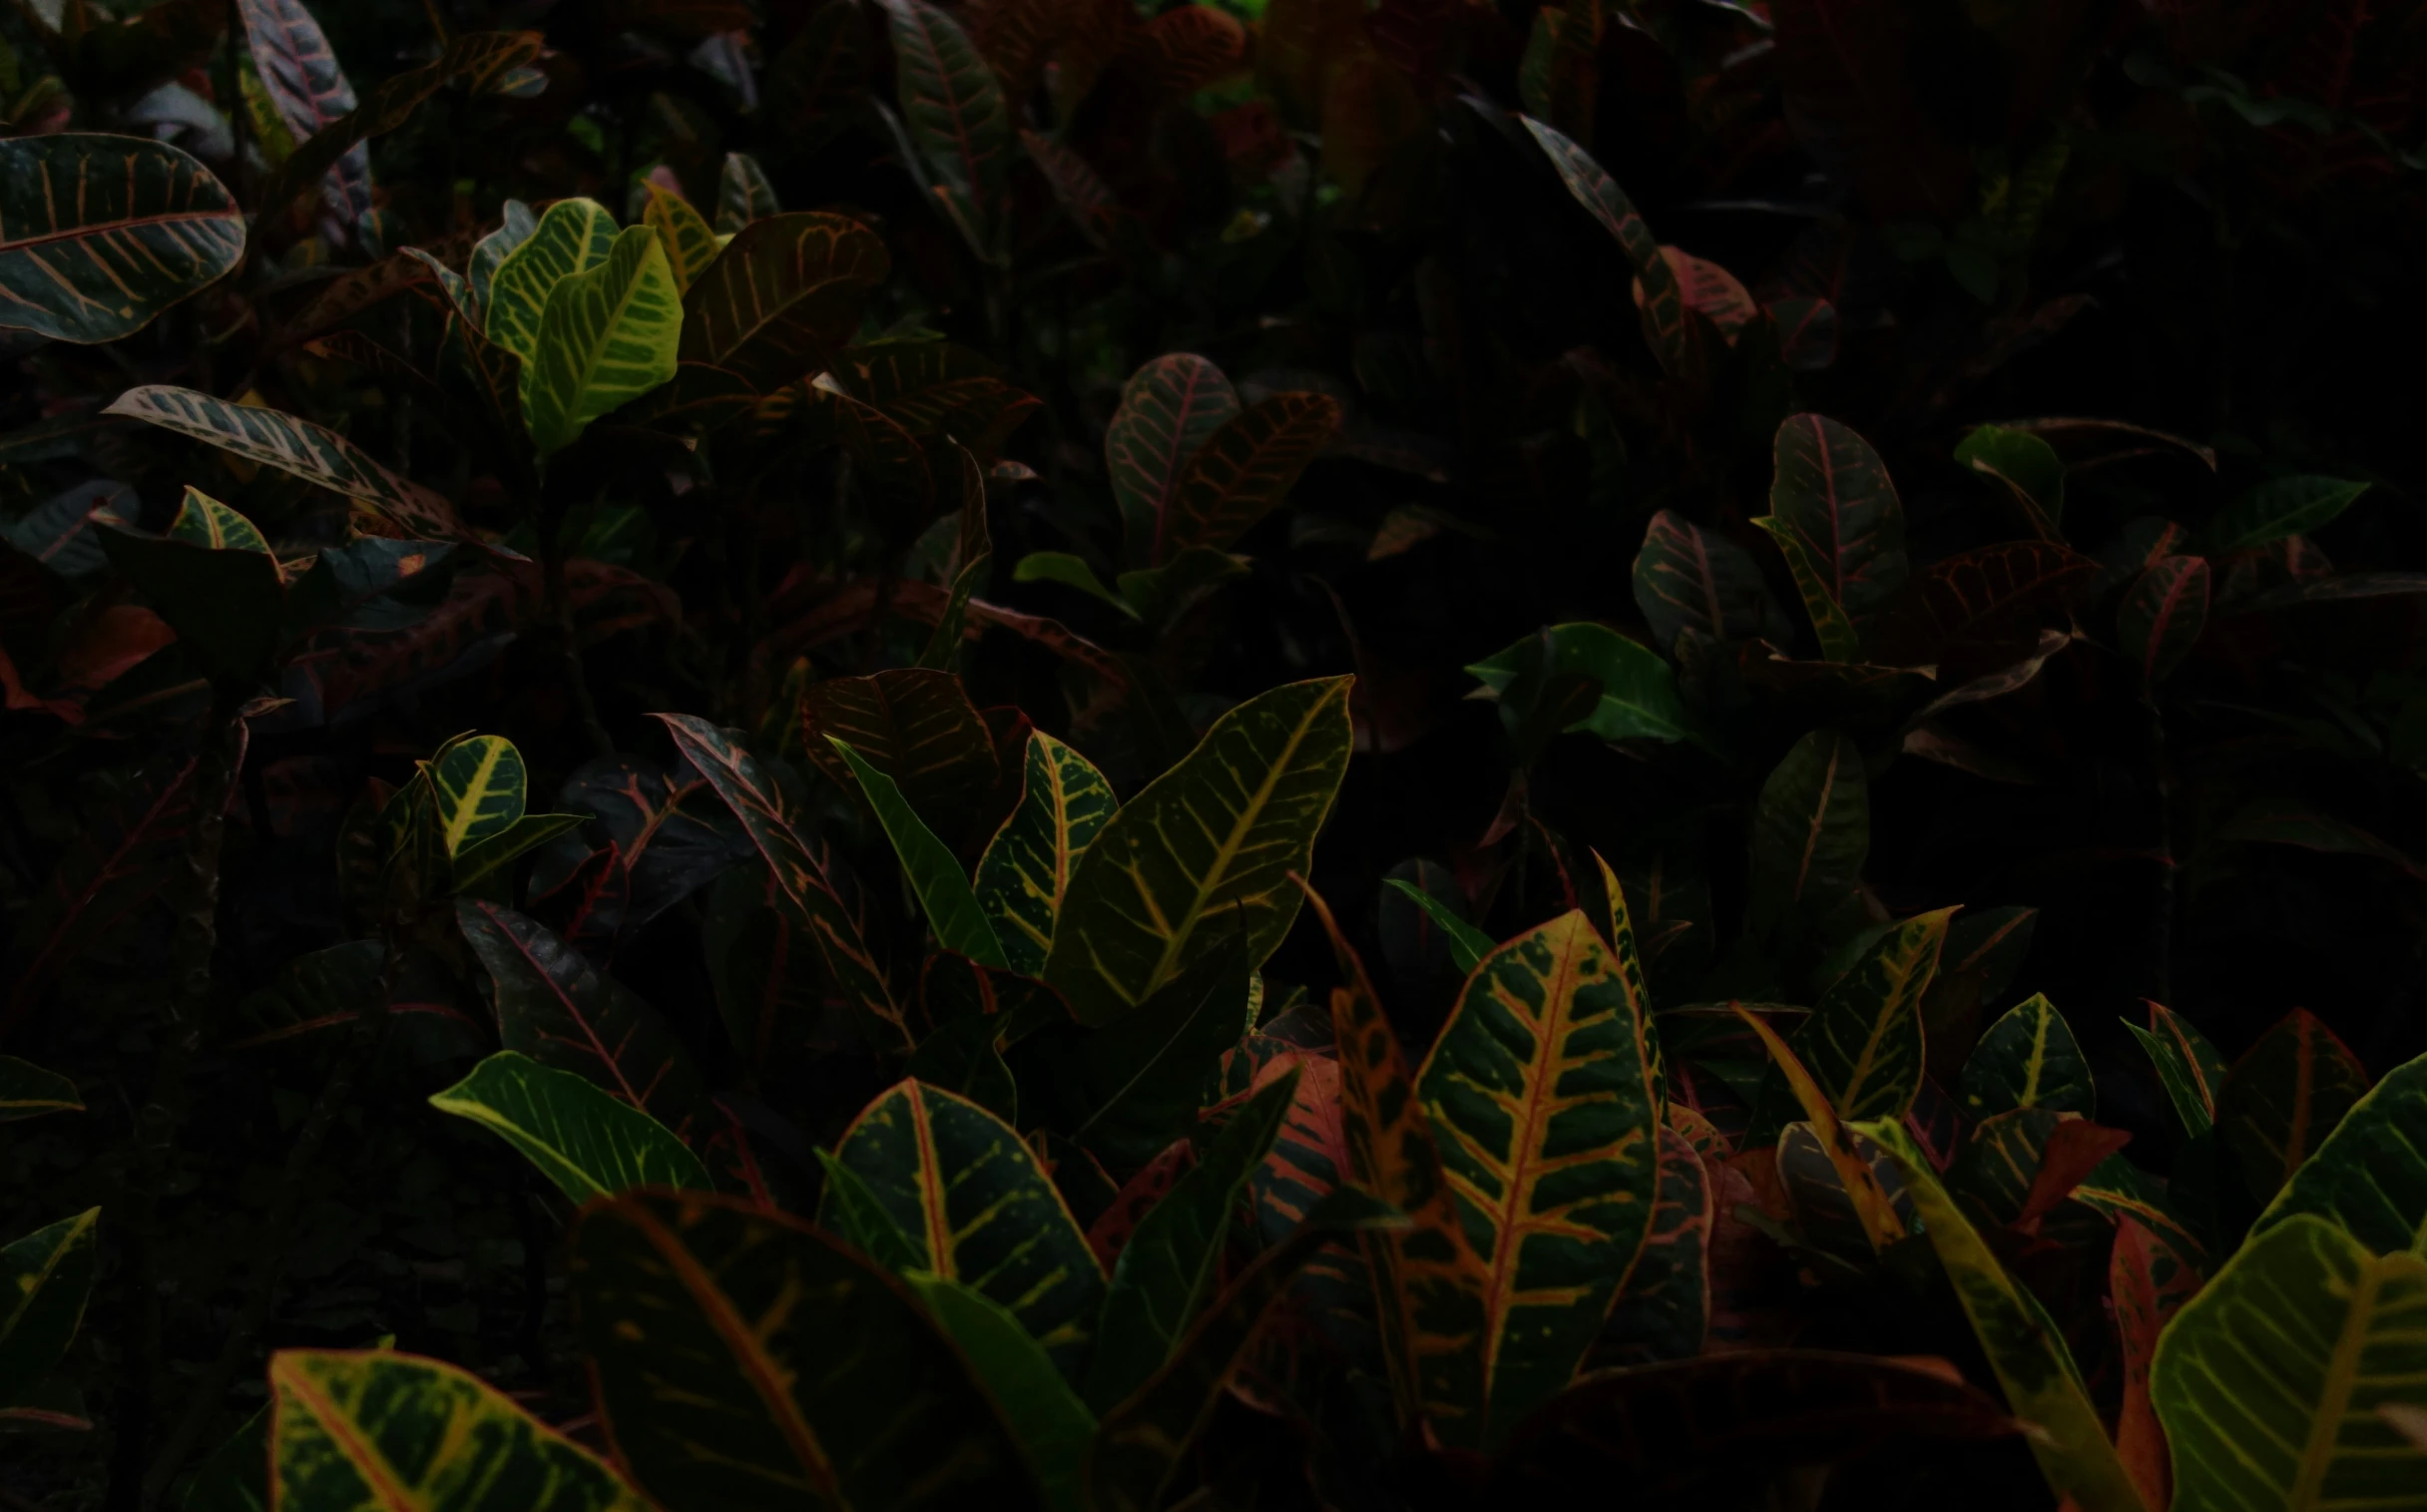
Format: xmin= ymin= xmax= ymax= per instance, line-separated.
xmin=179 ymin=1404 xmax=267 ymax=1512
xmin=1766 ymin=413 xmax=1907 ymax=620
xmin=829 ymin=1079 xmax=1104 ymax=1375
xmin=1864 ymin=1121 xmax=2151 ymax=1512
xmin=1752 ymin=516 xmax=1866 ymax=662
xmin=1085 ymin=1068 xmax=1301 ymax=1412
xmin=902 ymin=1273 xmax=1094 ymax=1512
xmin=1107 ymin=354 xmax=1239 ymax=567
xmin=716 ymin=151 xmax=780 ymax=234
xmin=1416 ymin=910 xmax=1662 ymax=1447
xmin=572 ymin=1190 xmax=1047 ymax=1511
xmin=447 ymin=812 xmax=585 ymax=895
xmin=1747 ymin=729 xmax=1869 ymax=941
xmin=519 ymin=223 xmax=683 ymax=457
xmin=1955 ymin=424 xmax=2067 ymax=537
xmin=428 ymin=1052 xmax=710 ymax=1206
xmin=1043 ymin=677 xmax=1353 ymax=1027
xmin=1012 ymin=551 xmax=1140 ymax=619
xmin=0 ymin=1210 xmax=100 ymax=1407
xmin=96 ymin=519 xmax=284 ymax=685
xmin=2217 ymin=1008 xmax=2369 ymax=1203
xmin=658 ymin=714 xmax=907 ymax=1047
xmin=2119 ymin=555 xmax=2210 ymax=690
xmin=811 ymin=1147 xmax=924 ymax=1271
xmin=679 ymin=212 xmax=888 ymax=388
xmin=425 ymin=735 xmax=525 ymax=856
xmin=876 ymin=0 xmax=1012 ymax=252
xmin=1961 ymin=992 xmax=2094 ymax=1118
xmin=641 ymin=182 xmax=720 ymax=294
xmin=828 ymin=737 xmax=1006 ymax=967
xmin=2153 ymin=1215 xmax=2427 ymax=1512
xmin=1381 ymin=878 xmax=1493 ymax=974
xmin=1084 ymin=1187 xmax=1403 ymax=1512
xmin=1753 ymin=908 xmax=1955 ymax=1145
xmin=1153 ymin=392 xmax=1340 ymax=564
xmin=468 ymin=199 xmax=535 ymax=320
xmin=103 ymin=385 xmax=466 ymax=541
xmin=1632 ymin=509 xmax=1790 ymax=651
xmin=1116 ymin=547 xmax=1248 ymax=627
xmin=268 ymin=1347 xmax=648 ymax=1512
xmin=0 ymin=134 xmax=243 ymax=344
xmin=798 ymin=667 xmax=1003 ymax=842
xmin=974 ymin=732 xmax=1119 ymax=976
xmin=1465 ymin=623 xmax=1698 ymax=745
xmin=2124 ymin=1000 xmax=2230 ymax=1140
xmin=1590 ymin=1123 xmax=1714 ymax=1366
xmin=0 ymin=1057 xmax=80 ymax=1122
xmin=2255 ymin=1049 xmax=2427 ymax=1256
xmin=166 ymin=485 xmax=270 ymax=554
xmin=2204 ymin=476 xmax=2371 ymax=553
xmin=484 ymin=197 xmax=616 ymax=365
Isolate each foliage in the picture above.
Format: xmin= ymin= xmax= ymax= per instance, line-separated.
xmin=2 ymin=0 xmax=2426 ymax=1509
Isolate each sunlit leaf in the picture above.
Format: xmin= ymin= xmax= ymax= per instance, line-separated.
xmin=973 ymin=732 xmax=1118 ymax=977
xmin=0 ymin=134 xmax=243 ymax=344
xmin=427 ymin=1051 xmax=710 ymax=1205
xmin=484 ymin=197 xmax=616 ymax=365
xmin=642 ymin=183 xmax=720 ymax=294
xmin=519 ymin=224 xmax=682 ymax=457
xmin=267 ymin=1348 xmax=648 ymax=1512
xmin=574 ymin=1189 xmax=1047 ymax=1510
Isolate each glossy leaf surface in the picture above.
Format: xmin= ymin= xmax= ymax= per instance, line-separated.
xmin=485 ymin=197 xmax=616 ymax=365
xmin=1466 ymin=623 xmax=1697 ymax=746
xmin=1961 ymin=992 xmax=2093 ymax=1117
xmin=973 ymin=732 xmax=1117 ymax=976
xmin=2217 ymin=1009 xmax=2369 ymax=1203
xmin=2256 ymin=1049 xmax=2427 ymax=1256
xmin=428 ymin=1051 xmax=710 ymax=1205
xmin=1766 ymin=413 xmax=1907 ymax=620
xmin=2126 ymin=1001 xmax=2229 ymax=1140
xmin=520 ymin=224 xmax=683 ymax=456
xmin=0 ymin=134 xmax=243 ymax=344
xmin=680 ymin=213 xmax=887 ymax=387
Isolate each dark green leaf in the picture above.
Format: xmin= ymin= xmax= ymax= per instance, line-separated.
xmin=680 ymin=213 xmax=888 ymax=388
xmin=0 ymin=1209 xmax=100 ymax=1406
xmin=2216 ymin=1008 xmax=2369 ymax=1203
xmin=1961 ymin=992 xmax=2094 ymax=1118
xmin=0 ymin=1057 xmax=80 ymax=1122
xmin=828 ymin=737 xmax=1005 ymax=966
xmin=2204 ymin=476 xmax=2371 ymax=553
xmin=0 ymin=134 xmax=243 ymax=344
xmin=428 ymin=1051 xmax=711 ymax=1205
xmin=1632 ymin=510 xmax=1791 ymax=651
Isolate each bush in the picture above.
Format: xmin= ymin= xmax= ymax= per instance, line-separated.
xmin=3 ymin=0 xmax=2426 ymax=1508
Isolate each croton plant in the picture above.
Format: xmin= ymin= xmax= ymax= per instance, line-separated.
xmin=2 ymin=0 xmax=2424 ymax=1509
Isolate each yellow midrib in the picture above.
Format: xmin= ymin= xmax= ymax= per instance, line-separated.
xmin=2286 ymin=1248 xmax=2381 ymax=1512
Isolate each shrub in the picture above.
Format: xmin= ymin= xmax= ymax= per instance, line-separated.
xmin=2 ymin=0 xmax=2425 ymax=1509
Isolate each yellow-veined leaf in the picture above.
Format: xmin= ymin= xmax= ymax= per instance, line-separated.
xmin=1960 ymin=992 xmax=2094 ymax=1117
xmin=519 ymin=224 xmax=683 ymax=457
xmin=484 ymin=197 xmax=616 ymax=365
xmin=642 ymin=182 xmax=720 ymax=294
xmin=423 ymin=734 xmax=524 ymax=857
xmin=0 ymin=1209 xmax=100 ymax=1406
xmin=1749 ymin=907 xmax=1955 ymax=1145
xmin=1043 ymin=678 xmax=1353 ymax=1026
xmin=973 ymin=732 xmax=1118 ymax=977
xmin=1735 ymin=1006 xmax=1906 ymax=1253
xmin=166 ymin=486 xmax=271 ymax=554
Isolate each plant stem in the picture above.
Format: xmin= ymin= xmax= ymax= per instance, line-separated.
xmin=105 ymin=696 xmax=244 ymax=1512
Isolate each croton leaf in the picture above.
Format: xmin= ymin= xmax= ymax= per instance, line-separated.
xmin=2216 ymin=1008 xmax=2368 ymax=1204
xmin=799 ymin=667 xmax=1001 ymax=842
xmin=2125 ymin=1000 xmax=2229 ymax=1140
xmin=902 ymin=1273 xmax=1094 ymax=1512
xmin=1765 ymin=413 xmax=1907 ymax=622
xmin=1590 ymin=1123 xmax=1714 ymax=1367
xmin=0 ymin=1209 xmax=100 ymax=1407
xmin=1520 ymin=116 xmax=1697 ymax=380
xmin=2153 ymin=1215 xmax=2426 ymax=1512
xmin=573 ymin=1189 xmax=1046 ymax=1510
xmin=2203 ymin=475 xmax=2371 ymax=554
xmin=2255 ymin=1047 xmax=2427 ymax=1256
xmin=1044 ymin=677 xmax=1353 ymax=1027
xmin=1960 ymin=992 xmax=2093 ymax=1118
xmin=1752 ymin=908 xmax=1956 ymax=1144
xmin=519 ymin=224 xmax=683 ymax=457
xmin=827 ymin=737 xmax=1005 ymax=967
xmin=484 ymin=197 xmax=617 ymax=365
xmin=641 ymin=182 xmax=720 ymax=294
xmin=267 ymin=1348 xmax=648 ymax=1512
xmin=0 ymin=134 xmax=243 ymax=344
xmin=679 ymin=212 xmax=888 ymax=388
xmin=239 ymin=0 xmax=368 ymax=230
xmin=973 ymin=732 xmax=1118 ymax=976
xmin=1153 ymin=392 xmax=1339 ymax=564
xmin=717 ymin=151 xmax=781 ymax=233
xmin=1746 ymin=729 xmax=1868 ymax=942
xmin=428 ymin=1051 xmax=711 ymax=1205
xmin=1735 ymin=1006 xmax=1908 ymax=1253
xmin=468 ymin=199 xmax=536 ymax=318
xmin=2119 ymin=555 xmax=2209 ymax=690
xmin=1465 ymin=623 xmax=1698 ymax=746
xmin=1632 ymin=509 xmax=1790 ymax=651
xmin=2112 ymin=1215 xmax=2201 ymax=1512
xmin=0 ymin=1057 xmax=80 ymax=1122
xmin=1382 ymin=877 xmax=1492 ymax=974
xmin=1107 ymin=354 xmax=1239 ymax=566
xmin=659 ymin=713 xmax=906 ymax=1046
xmin=97 ymin=513 xmax=284 ymax=685
xmin=1955 ymin=424 xmax=2066 ymax=538
xmin=828 ymin=1079 xmax=1103 ymax=1376
xmin=876 ymin=0 xmax=1012 ymax=250
xmin=1866 ymin=1120 xmax=2152 ymax=1512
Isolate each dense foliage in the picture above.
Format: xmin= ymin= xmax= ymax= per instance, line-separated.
xmin=4 ymin=0 xmax=2427 ymax=1508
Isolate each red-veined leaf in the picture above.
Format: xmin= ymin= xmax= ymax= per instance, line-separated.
xmin=1155 ymin=392 xmax=1340 ymax=564
xmin=1107 ymin=354 xmax=1240 ymax=566
xmin=1765 ymin=413 xmax=1907 ymax=622
xmin=2215 ymin=1008 xmax=2369 ymax=1203
xmin=2120 ymin=555 xmax=2209 ymax=690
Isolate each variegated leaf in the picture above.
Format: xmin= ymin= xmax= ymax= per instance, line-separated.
xmin=519 ymin=224 xmax=683 ymax=456
xmin=642 ymin=182 xmax=721 ymax=294
xmin=680 ymin=212 xmax=888 ymax=388
xmin=1155 ymin=392 xmax=1339 ymax=565
xmin=0 ymin=135 xmax=244 ymax=344
xmin=973 ymin=732 xmax=1118 ymax=976
xmin=484 ymin=197 xmax=617 ymax=365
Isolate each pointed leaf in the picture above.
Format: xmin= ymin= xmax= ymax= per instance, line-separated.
xmin=1107 ymin=354 xmax=1238 ymax=566
xmin=0 ymin=1058 xmax=80 ymax=1122
xmin=1632 ymin=509 xmax=1789 ymax=651
xmin=1415 ymin=911 xmax=1661 ymax=1446
xmin=428 ymin=1051 xmax=710 ymax=1205
xmin=574 ymin=1190 xmax=1046 ymax=1509
xmin=424 ymin=735 xmax=524 ymax=856
xmin=96 ymin=520 xmax=283 ymax=684
xmin=1865 ymin=1120 xmax=2152 ymax=1512
xmin=1961 ymin=992 xmax=2093 ymax=1118
xmin=519 ymin=223 xmax=682 ymax=456
xmin=829 ymin=1080 xmax=1103 ymax=1374
xmin=716 ymin=151 xmax=779 ymax=234
xmin=1773 ymin=907 xmax=1955 ymax=1129
xmin=2112 ymin=1215 xmax=2201 ymax=1512
xmin=2204 ymin=476 xmax=2371 ymax=553
xmin=103 ymin=386 xmax=464 ymax=540
xmin=974 ymin=732 xmax=1118 ymax=976
xmin=1044 ymin=677 xmax=1353 ymax=1026
xmin=167 ymin=486 xmax=271 ymax=554
xmin=1591 ymin=1124 xmax=1713 ymax=1367
xmin=799 ymin=667 xmax=1002 ymax=841
xmin=811 ymin=1148 xmax=923 ymax=1271
xmin=0 ymin=134 xmax=243 ymax=344
xmin=2120 ymin=555 xmax=2209 ymax=691
xmin=1154 ymin=392 xmax=1340 ymax=564
xmin=827 ymin=737 xmax=1004 ymax=967
xmin=642 ymin=183 xmax=721 ymax=294
xmin=1766 ymin=413 xmax=1907 ymax=619
xmin=2217 ymin=1009 xmax=2368 ymax=1203
xmin=901 ymin=1274 xmax=1093 ymax=1512
xmin=1956 ymin=424 xmax=2066 ymax=537
xmin=1735 ymin=1007 xmax=1907 ymax=1253
xmin=1465 ymin=622 xmax=1697 ymax=745
xmin=2153 ymin=1215 xmax=2426 ymax=1512
xmin=240 ymin=0 xmax=367 ymax=230
xmin=468 ymin=199 xmax=536 ymax=319
xmin=485 ymin=197 xmax=617 ymax=365
xmin=269 ymin=1349 xmax=647 ymax=1512
xmin=2126 ymin=1000 xmax=2229 ymax=1140
xmin=1519 ymin=116 xmax=1697 ymax=379
xmin=1382 ymin=878 xmax=1492 ymax=974
xmin=1085 ymin=1069 xmax=1300 ymax=1412
xmin=0 ymin=1210 xmax=100 ymax=1406
xmin=1013 ymin=552 xmax=1138 ymax=617
xmin=2256 ymin=1048 xmax=2427 ymax=1256
xmin=1747 ymin=729 xmax=1868 ymax=940
xmin=876 ymin=0 xmax=1012 ymax=246
xmin=657 ymin=713 xmax=906 ymax=1046
xmin=457 ymin=900 xmax=709 ymax=1138
xmin=1752 ymin=516 xmax=1866 ymax=662
xmin=680 ymin=212 xmax=888 ymax=388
